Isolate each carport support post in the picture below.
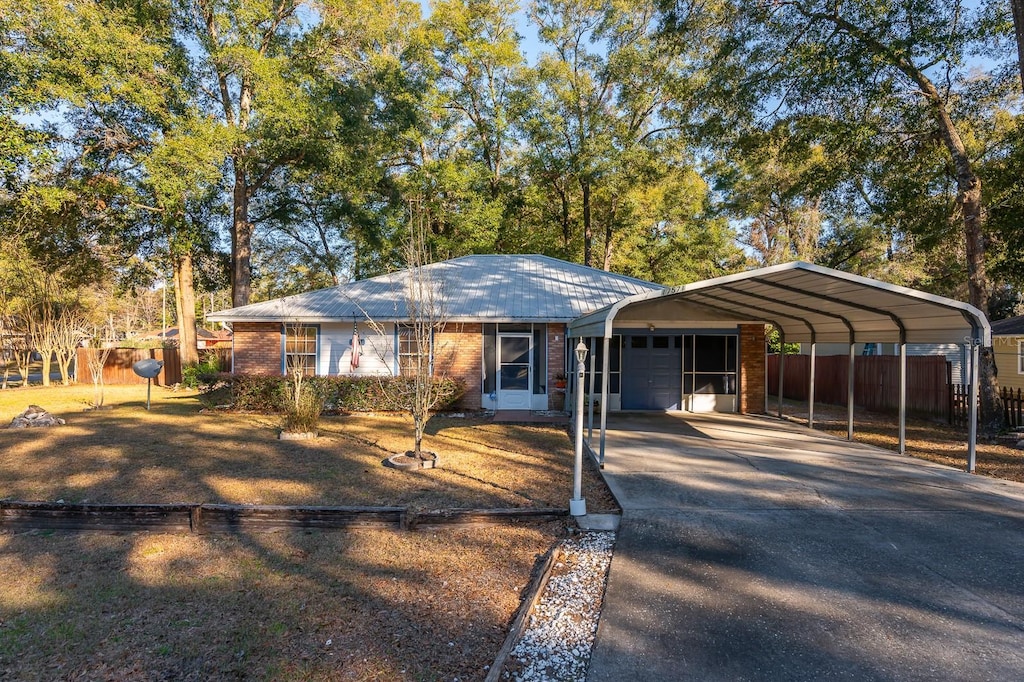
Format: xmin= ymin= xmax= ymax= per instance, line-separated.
xmin=777 ymin=333 xmax=786 ymax=418
xmin=587 ymin=336 xmax=597 ymax=441
xmin=968 ymin=339 xmax=980 ymax=473
xmin=898 ymin=339 xmax=907 ymax=454
xmin=847 ymin=341 xmax=856 ymax=441
xmin=599 ymin=335 xmax=610 ymax=466
xmin=808 ymin=341 xmax=816 ymax=429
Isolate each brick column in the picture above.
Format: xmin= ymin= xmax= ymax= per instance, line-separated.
xmin=232 ymin=322 xmax=283 ymax=375
xmin=739 ymin=324 xmax=766 ymax=414
xmin=548 ymin=324 xmax=567 ymax=410
xmin=436 ymin=322 xmax=482 ymax=411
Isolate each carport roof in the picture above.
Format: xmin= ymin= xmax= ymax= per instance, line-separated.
xmin=569 ymin=261 xmax=990 ymax=345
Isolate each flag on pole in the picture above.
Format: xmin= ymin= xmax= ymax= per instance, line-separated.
xmin=350 ymin=326 xmax=361 ymax=371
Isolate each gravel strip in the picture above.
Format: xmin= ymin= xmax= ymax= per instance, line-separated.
xmin=505 ymin=531 xmax=616 ymax=681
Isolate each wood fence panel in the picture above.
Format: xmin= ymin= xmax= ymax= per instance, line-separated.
xmin=76 ymin=348 xmax=182 ymax=386
xmin=768 ymin=353 xmax=951 ymax=418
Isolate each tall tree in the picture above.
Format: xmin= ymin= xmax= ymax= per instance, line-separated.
xmin=180 ymin=0 xmax=337 ymax=306
xmin=525 ymin=0 xmax=693 ymax=268
xmin=688 ymin=0 xmax=1016 ymax=431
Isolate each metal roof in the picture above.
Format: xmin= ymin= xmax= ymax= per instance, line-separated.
xmin=206 ymin=254 xmax=664 ymax=324
xmin=569 ymin=261 xmax=990 ymax=345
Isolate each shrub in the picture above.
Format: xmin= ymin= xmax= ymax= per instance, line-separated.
xmin=210 ymin=374 xmax=466 ymax=414
xmin=284 ymin=385 xmax=325 ymax=433
xmin=181 ymin=352 xmax=223 ymax=389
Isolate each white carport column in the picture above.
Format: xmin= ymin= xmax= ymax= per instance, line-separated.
xmin=847 ymin=340 xmax=856 ymax=441
xmin=808 ymin=341 xmax=816 ymax=429
xmin=777 ymin=333 xmax=786 ymax=418
xmin=898 ymin=339 xmax=907 ymax=454
xmin=587 ymin=336 xmax=597 ymax=441
xmin=599 ymin=335 xmax=610 ymax=466
xmin=968 ymin=340 xmax=980 ymax=473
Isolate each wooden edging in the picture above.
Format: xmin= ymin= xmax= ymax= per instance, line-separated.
xmin=485 ymin=542 xmax=564 ymax=682
xmin=0 ymin=501 xmax=568 ymax=533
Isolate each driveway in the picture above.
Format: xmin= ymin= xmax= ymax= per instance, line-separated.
xmin=587 ymin=412 xmax=1024 ymax=682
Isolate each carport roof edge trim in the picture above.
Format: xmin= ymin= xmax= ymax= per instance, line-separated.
xmin=568 ymin=261 xmax=991 ymax=345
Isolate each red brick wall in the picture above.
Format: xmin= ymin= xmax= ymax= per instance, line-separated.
xmin=232 ymin=322 xmax=283 ymax=375
xmin=739 ymin=324 xmax=766 ymax=414
xmin=436 ymin=322 xmax=482 ymax=410
xmin=548 ymin=324 xmax=567 ymax=410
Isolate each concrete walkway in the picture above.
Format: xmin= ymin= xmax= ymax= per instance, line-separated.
xmin=587 ymin=412 xmax=1024 ymax=682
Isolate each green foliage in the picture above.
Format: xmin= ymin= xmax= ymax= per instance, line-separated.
xmin=181 ymin=352 xmax=223 ymax=390
xmin=212 ymin=374 xmax=465 ymax=414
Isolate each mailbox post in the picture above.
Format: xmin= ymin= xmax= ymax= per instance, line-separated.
xmin=131 ymin=359 xmax=164 ymax=410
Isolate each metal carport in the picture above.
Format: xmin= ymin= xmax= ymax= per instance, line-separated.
xmin=568 ymin=261 xmax=991 ymax=472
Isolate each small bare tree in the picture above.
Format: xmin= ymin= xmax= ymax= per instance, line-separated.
xmin=85 ymin=339 xmax=114 ymax=409
xmin=281 ymin=312 xmax=324 ymax=434
xmin=362 ymin=200 xmax=456 ymax=460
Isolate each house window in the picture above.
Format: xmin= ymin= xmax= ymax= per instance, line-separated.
xmin=1018 ymin=340 xmax=1024 ymax=374
xmin=284 ymin=325 xmax=318 ymax=376
xmin=397 ymin=325 xmax=431 ymax=377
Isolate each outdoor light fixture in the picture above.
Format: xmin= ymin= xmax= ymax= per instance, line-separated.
xmin=648 ymin=323 xmax=656 ymax=332
xmin=570 ymin=340 xmax=588 ymax=517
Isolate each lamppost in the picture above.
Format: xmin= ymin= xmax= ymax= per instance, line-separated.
xmin=570 ymin=340 xmax=588 ymax=517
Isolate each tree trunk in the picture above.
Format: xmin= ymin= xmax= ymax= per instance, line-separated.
xmin=581 ymin=178 xmax=593 ymax=267
xmin=40 ymin=352 xmax=51 ymax=387
xmin=231 ymin=162 xmax=252 ymax=308
xmin=173 ymin=250 xmax=200 ymax=366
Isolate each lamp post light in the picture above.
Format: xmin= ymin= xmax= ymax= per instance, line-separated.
xmin=570 ymin=340 xmax=588 ymax=517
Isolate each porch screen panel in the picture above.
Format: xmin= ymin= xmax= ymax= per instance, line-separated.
xmin=693 ymin=335 xmax=737 ymax=395
xmin=533 ymin=325 xmax=546 ymax=394
xmin=586 ymin=336 xmax=621 ymax=394
xmin=483 ymin=324 xmax=496 ymax=393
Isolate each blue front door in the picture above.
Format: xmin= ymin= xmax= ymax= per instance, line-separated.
xmin=621 ymin=335 xmax=682 ymax=410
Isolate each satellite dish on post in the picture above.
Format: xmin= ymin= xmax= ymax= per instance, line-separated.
xmin=132 ymin=359 xmax=164 ymax=410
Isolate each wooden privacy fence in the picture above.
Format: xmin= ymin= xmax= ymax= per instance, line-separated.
xmin=75 ymin=347 xmax=232 ymax=386
xmin=767 ymin=354 xmax=952 ymax=419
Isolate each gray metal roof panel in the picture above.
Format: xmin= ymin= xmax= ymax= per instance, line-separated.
xmin=207 ymin=255 xmax=663 ymax=323
xmin=569 ymin=261 xmax=990 ymax=345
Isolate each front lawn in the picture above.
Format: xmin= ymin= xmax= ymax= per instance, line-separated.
xmin=0 ymin=385 xmax=618 ymax=512
xmin=0 ymin=524 xmax=558 ymax=681
xmin=0 ymin=384 xmax=616 ymax=680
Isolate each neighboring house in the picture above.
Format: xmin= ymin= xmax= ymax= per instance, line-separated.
xmin=993 ymin=316 xmax=1024 ymax=392
xmin=206 ymin=254 xmax=768 ymax=413
xmin=135 ymin=327 xmax=233 ymax=349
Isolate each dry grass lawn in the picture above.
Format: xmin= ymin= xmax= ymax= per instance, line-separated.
xmin=0 ymin=385 xmax=617 ymax=512
xmin=779 ymin=400 xmax=1024 ymax=482
xmin=0 ymin=385 xmax=617 ymax=680
xmin=0 ymin=524 xmax=559 ymax=681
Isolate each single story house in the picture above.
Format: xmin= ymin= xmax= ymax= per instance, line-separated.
xmin=993 ymin=315 xmax=1024 ymax=391
xmin=209 ymin=255 xmax=996 ymax=471
xmin=205 ymin=254 xmax=770 ymax=414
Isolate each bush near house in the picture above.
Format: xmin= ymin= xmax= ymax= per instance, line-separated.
xmin=210 ymin=373 xmax=465 ymax=414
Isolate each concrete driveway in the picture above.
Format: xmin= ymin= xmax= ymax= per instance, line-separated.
xmin=587 ymin=412 xmax=1024 ymax=682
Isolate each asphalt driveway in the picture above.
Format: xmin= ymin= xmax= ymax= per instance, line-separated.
xmin=587 ymin=412 xmax=1024 ymax=682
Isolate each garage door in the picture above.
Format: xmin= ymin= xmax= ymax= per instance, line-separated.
xmin=621 ymin=335 xmax=682 ymax=409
